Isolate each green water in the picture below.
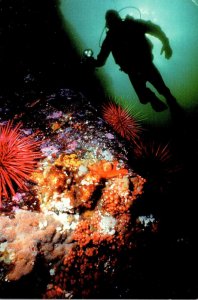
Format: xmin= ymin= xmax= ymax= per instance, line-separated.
xmin=59 ymin=0 xmax=198 ymax=126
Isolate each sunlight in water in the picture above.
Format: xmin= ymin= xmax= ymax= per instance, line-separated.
xmin=59 ymin=0 xmax=198 ymax=125
xmin=192 ymin=0 xmax=198 ymax=6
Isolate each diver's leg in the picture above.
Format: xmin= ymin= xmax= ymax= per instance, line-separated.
xmin=147 ymin=63 xmax=177 ymax=103
xmin=128 ymin=71 xmax=168 ymax=111
xmin=128 ymin=72 xmax=157 ymax=104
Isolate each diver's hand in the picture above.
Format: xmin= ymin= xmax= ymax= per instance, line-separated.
xmin=160 ymin=44 xmax=173 ymax=59
xmin=81 ymin=56 xmax=97 ymax=69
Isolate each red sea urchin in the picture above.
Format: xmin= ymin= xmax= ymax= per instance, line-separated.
xmin=133 ymin=140 xmax=178 ymax=191
xmin=102 ymin=101 xmax=142 ymax=142
xmin=0 ymin=120 xmax=41 ymax=207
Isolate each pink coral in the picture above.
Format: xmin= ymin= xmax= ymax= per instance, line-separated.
xmin=0 ymin=210 xmax=73 ymax=281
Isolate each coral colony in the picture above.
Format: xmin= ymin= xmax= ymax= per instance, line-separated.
xmin=0 ymin=120 xmax=41 ymax=207
xmin=0 ymin=90 xmax=161 ymax=298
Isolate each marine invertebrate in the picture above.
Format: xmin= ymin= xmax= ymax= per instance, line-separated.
xmin=0 ymin=90 xmax=149 ymax=299
xmin=0 ymin=209 xmax=73 ymax=281
xmin=0 ymin=120 xmax=41 ymax=206
xmin=102 ymin=101 xmax=142 ymax=142
xmin=133 ymin=140 xmax=176 ymax=190
xmin=32 ymin=155 xmax=130 ymax=211
xmin=88 ymin=160 xmax=128 ymax=179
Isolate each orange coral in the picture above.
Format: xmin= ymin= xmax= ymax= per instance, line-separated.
xmin=130 ymin=175 xmax=146 ymax=199
xmin=55 ymin=153 xmax=81 ymax=170
xmin=88 ymin=160 xmax=128 ymax=179
xmin=28 ymin=155 xmax=146 ymax=298
xmin=31 ymin=165 xmax=68 ymax=203
xmin=51 ymin=121 xmax=61 ymax=131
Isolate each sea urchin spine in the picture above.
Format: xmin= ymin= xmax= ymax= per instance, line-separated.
xmin=0 ymin=120 xmax=41 ymax=207
xmin=102 ymin=101 xmax=141 ymax=142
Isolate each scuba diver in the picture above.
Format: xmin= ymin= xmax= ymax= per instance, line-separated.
xmin=93 ymin=9 xmax=177 ymax=111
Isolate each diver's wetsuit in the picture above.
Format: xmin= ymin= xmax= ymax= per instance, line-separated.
xmin=95 ymin=16 xmax=174 ymax=104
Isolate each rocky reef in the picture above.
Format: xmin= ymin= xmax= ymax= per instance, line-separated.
xmin=0 ymin=89 xmax=159 ymax=298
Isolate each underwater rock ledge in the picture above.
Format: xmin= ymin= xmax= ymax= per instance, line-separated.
xmin=0 ymin=89 xmax=153 ymax=299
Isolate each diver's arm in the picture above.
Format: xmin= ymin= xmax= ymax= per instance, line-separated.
xmin=146 ymin=21 xmax=173 ymax=59
xmin=95 ymin=36 xmax=111 ymax=67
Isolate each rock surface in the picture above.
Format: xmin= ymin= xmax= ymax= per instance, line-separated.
xmin=0 ymin=89 xmax=155 ymax=298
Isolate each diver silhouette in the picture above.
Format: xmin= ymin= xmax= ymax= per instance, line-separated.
xmin=94 ymin=9 xmax=177 ymax=111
